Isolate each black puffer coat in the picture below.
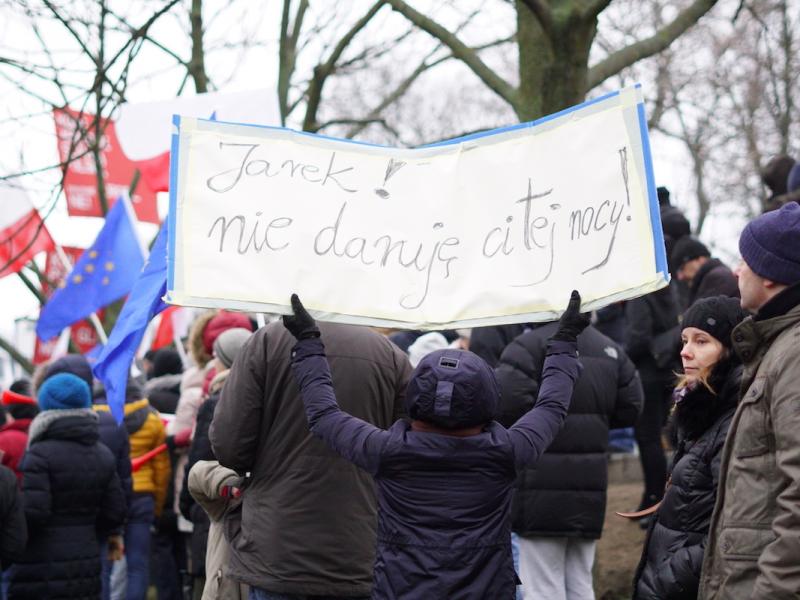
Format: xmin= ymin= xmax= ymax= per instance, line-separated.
xmin=8 ymin=409 xmax=126 ymax=600
xmin=496 ymin=323 xmax=643 ymax=538
xmin=469 ymin=323 xmax=531 ymax=368
xmin=625 ymin=286 xmax=681 ymax=380
xmin=633 ymin=361 xmax=740 ymax=600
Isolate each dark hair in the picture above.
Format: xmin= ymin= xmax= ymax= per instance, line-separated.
xmin=9 ymin=379 xmax=31 ymax=396
xmin=8 ymin=403 xmax=39 ymax=420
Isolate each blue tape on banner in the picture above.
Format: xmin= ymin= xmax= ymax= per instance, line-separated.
xmin=423 ymin=88 xmax=623 ymax=148
xmin=636 ymin=102 xmax=668 ymax=279
xmin=167 ymin=114 xmax=181 ymax=292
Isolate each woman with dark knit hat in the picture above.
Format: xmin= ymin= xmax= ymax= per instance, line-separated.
xmin=8 ymin=373 xmax=126 ymax=599
xmin=632 ymin=296 xmax=749 ymax=600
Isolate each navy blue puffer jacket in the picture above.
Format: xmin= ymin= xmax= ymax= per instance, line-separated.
xmin=8 ymin=409 xmax=126 ymax=600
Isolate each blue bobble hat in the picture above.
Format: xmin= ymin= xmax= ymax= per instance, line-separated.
xmin=405 ymin=349 xmax=499 ymax=429
xmin=739 ymin=202 xmax=800 ymax=284
xmin=37 ymin=373 xmax=92 ymax=411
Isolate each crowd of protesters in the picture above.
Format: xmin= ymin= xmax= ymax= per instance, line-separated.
xmin=0 ymin=158 xmax=799 ymax=599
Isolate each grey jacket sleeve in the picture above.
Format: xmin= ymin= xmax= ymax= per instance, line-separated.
xmin=210 ymin=329 xmax=270 ymax=475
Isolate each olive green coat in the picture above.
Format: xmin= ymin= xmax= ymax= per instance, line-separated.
xmin=699 ymin=301 xmax=800 ymax=599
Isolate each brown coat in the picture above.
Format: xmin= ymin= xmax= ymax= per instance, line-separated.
xmin=699 ymin=300 xmax=800 ymax=599
xmin=209 ymin=322 xmax=411 ymax=596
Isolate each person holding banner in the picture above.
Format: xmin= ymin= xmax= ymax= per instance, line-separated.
xmin=283 ymin=291 xmax=588 ymax=598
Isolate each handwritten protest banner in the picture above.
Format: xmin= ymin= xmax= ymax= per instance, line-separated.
xmin=167 ymin=85 xmax=668 ymax=329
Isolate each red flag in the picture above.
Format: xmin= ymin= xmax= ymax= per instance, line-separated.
xmin=53 ymin=108 xmax=159 ymax=223
xmin=151 ymin=305 xmax=179 ymax=350
xmin=0 ymin=184 xmax=55 ymax=279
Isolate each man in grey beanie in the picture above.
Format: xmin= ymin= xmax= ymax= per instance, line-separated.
xmin=700 ymin=202 xmax=800 ymax=599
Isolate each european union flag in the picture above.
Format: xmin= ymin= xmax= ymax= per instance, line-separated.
xmin=93 ymin=223 xmax=169 ymax=422
xmin=36 ymin=198 xmax=145 ymax=341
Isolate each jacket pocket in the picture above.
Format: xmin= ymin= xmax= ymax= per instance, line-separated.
xmin=733 ymin=382 xmax=770 ymax=458
xmin=718 ymin=526 xmax=775 ymax=561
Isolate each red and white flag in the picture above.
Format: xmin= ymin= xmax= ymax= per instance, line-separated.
xmin=0 ymin=183 xmax=55 ymax=279
xmin=115 ymin=89 xmax=280 ymax=193
xmin=53 ymin=108 xmax=160 ymax=223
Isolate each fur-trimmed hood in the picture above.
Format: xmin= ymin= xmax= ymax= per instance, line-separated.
xmin=27 ymin=408 xmax=99 ymax=448
xmin=188 ymin=310 xmax=217 ymax=368
xmin=145 ymin=373 xmax=183 ymax=396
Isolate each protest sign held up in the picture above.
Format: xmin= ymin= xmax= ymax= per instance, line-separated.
xmin=167 ymin=85 xmax=668 ymax=329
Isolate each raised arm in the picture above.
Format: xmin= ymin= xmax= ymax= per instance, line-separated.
xmin=508 ymin=291 xmax=588 ymax=468
xmin=284 ymin=295 xmax=390 ymax=475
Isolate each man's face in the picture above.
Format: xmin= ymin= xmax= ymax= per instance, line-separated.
xmin=734 ymin=260 xmax=770 ymax=312
xmin=677 ymin=257 xmax=704 ymax=282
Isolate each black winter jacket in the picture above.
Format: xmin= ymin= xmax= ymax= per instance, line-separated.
xmin=496 ymin=323 xmax=643 ymax=538
xmin=469 ymin=323 xmax=531 ymax=368
xmin=8 ymin=409 xmax=126 ymax=600
xmin=688 ymin=258 xmax=740 ymax=307
xmin=145 ymin=373 xmax=182 ymax=414
xmin=633 ymin=362 xmax=740 ymax=600
xmin=625 ymin=286 xmax=681 ymax=380
xmin=96 ymin=410 xmax=132 ymax=521
xmin=0 ymin=465 xmax=26 ymax=568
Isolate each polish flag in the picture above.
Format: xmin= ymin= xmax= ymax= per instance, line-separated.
xmin=115 ymin=89 xmax=281 ymax=193
xmin=0 ymin=183 xmax=55 ymax=279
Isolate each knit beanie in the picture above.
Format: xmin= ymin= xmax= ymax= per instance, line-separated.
xmin=151 ymin=349 xmax=183 ymax=378
xmin=202 ymin=311 xmax=254 ymax=355
xmin=739 ymin=202 xmax=800 ymax=284
xmin=212 ymin=328 xmax=252 ymax=369
xmin=45 ymin=355 xmax=93 ymax=391
xmin=407 ymin=332 xmax=449 ymax=368
xmin=670 ymin=236 xmax=710 ymax=272
xmin=37 ymin=373 xmax=91 ymax=411
xmin=405 ymin=349 xmax=499 ymax=429
xmin=682 ymin=296 xmax=749 ymax=349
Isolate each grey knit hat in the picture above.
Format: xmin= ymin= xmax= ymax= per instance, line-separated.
xmin=212 ymin=328 xmax=252 ymax=369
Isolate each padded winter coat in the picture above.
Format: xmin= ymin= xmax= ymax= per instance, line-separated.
xmin=0 ymin=419 xmax=31 ymax=483
xmin=495 ymin=323 xmax=643 ymax=539
xmin=211 ymin=322 xmax=410 ymax=597
xmin=634 ymin=363 xmax=740 ymax=599
xmin=700 ymin=284 xmax=800 ymax=599
xmin=97 ymin=398 xmax=170 ymax=515
xmin=8 ymin=409 xmax=126 ymax=599
xmin=0 ymin=464 xmax=26 ymax=568
xmin=290 ymin=336 xmax=581 ymax=599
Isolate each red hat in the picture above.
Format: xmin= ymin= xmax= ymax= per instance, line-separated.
xmin=2 ymin=390 xmax=37 ymax=406
xmin=202 ymin=311 xmax=253 ymax=354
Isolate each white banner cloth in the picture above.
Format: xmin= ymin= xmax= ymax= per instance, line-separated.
xmin=167 ymin=86 xmax=668 ymax=329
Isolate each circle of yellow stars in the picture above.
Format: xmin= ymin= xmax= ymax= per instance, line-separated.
xmin=70 ymin=250 xmax=116 ymax=286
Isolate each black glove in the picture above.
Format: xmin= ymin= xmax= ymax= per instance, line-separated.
xmin=282 ymin=294 xmax=321 ymax=340
xmin=552 ymin=290 xmax=591 ymax=342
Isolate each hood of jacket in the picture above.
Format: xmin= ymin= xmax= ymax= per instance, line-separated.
xmin=0 ymin=419 xmax=32 ymax=435
xmin=145 ymin=373 xmax=183 ymax=396
xmin=27 ymin=408 xmax=99 ymax=448
xmin=95 ymin=398 xmax=155 ymax=436
xmin=188 ymin=310 xmax=217 ymax=368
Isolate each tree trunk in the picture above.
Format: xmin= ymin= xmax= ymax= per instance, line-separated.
xmin=515 ymin=1 xmax=596 ymax=121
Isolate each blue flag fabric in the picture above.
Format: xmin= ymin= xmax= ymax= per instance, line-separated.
xmin=93 ymin=224 xmax=169 ymax=423
xmin=36 ymin=198 xmax=145 ymax=341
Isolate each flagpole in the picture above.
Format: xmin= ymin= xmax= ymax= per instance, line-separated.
xmin=53 ymin=244 xmax=109 ymax=345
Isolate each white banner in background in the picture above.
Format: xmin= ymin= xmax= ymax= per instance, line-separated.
xmin=167 ymin=86 xmax=669 ymax=329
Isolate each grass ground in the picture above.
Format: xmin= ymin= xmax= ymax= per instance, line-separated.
xmin=594 ymin=482 xmax=647 ymax=600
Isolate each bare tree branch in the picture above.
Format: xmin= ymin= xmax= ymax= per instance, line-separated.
xmin=385 ymin=0 xmax=519 ymax=109
xmin=587 ymin=0 xmax=719 ymax=90
xmin=520 ymin=0 xmax=553 ymax=34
